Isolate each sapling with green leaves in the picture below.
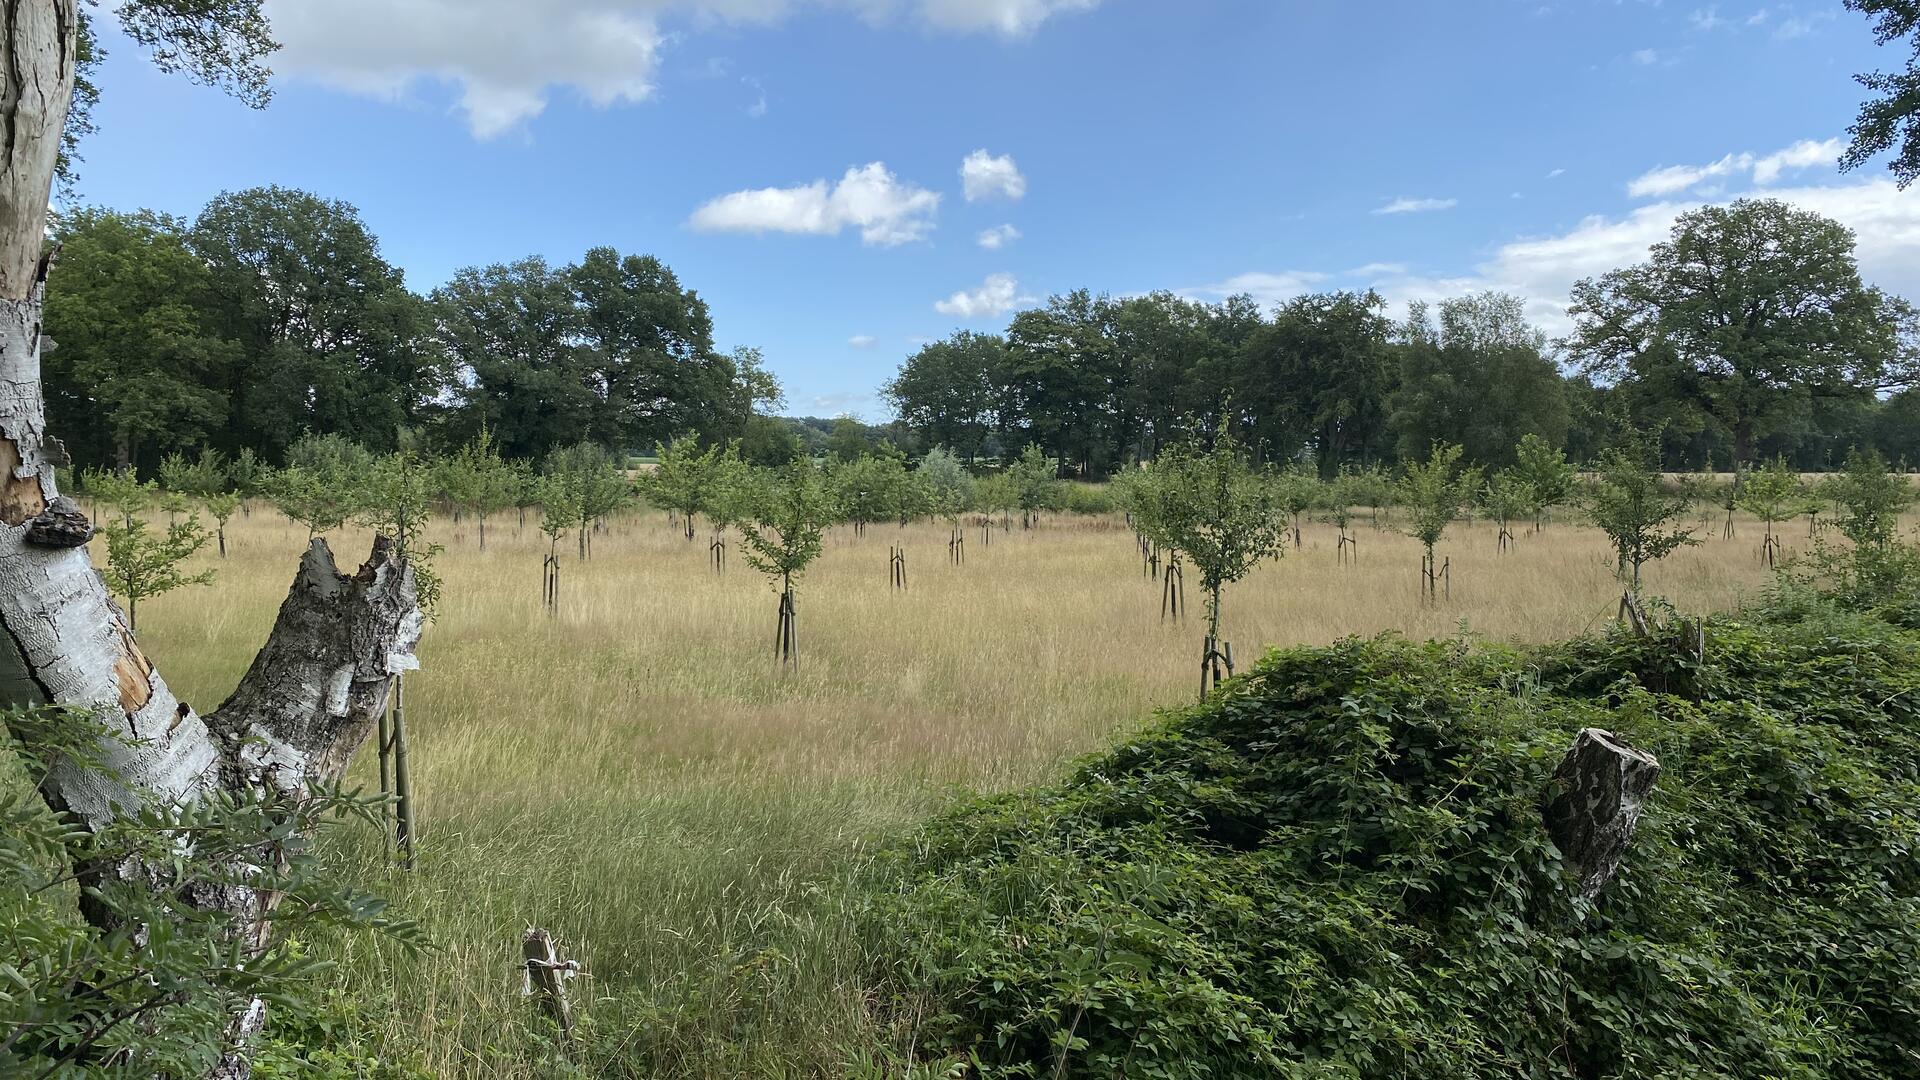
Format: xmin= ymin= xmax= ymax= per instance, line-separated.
xmin=269 ymin=434 xmax=374 ymax=537
xmin=354 ymin=443 xmax=441 ymax=867
xmin=1480 ymin=469 xmax=1538 ymax=554
xmin=976 ymin=471 xmax=1017 ymax=535
xmin=1824 ymin=447 xmax=1917 ymax=550
xmin=641 ymin=434 xmax=727 ymax=540
xmin=545 ymin=443 xmax=630 ymax=559
xmin=1512 ymin=433 xmax=1575 ymax=530
xmin=1319 ymin=470 xmax=1361 ymax=563
xmin=1130 ymin=419 xmax=1284 ymax=699
xmin=99 ymin=512 xmax=214 ymax=632
xmin=1007 ymin=444 xmax=1062 ymax=529
xmin=1736 ymin=457 xmax=1804 ymax=563
xmin=1585 ymin=436 xmax=1699 ymax=595
xmin=441 ymin=426 xmax=520 ymax=550
xmin=734 ymin=461 xmax=835 ymax=670
xmin=1399 ymin=443 xmax=1478 ymax=602
xmin=920 ymin=446 xmax=976 ymax=559
xmin=80 ymin=466 xmax=155 ymax=527
xmin=1269 ymin=464 xmax=1319 ymax=548
xmin=829 ymin=447 xmax=912 ymax=536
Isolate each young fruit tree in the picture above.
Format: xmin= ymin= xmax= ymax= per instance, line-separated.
xmin=440 ymin=426 xmax=518 ymax=551
xmin=642 ymin=433 xmax=727 ymax=541
xmin=1129 ymin=421 xmax=1284 ymax=700
xmin=1007 ymin=443 xmax=1061 ymax=529
xmin=919 ymin=446 xmax=975 ymax=562
xmin=98 ymin=511 xmax=214 ymax=632
xmin=1480 ymin=469 xmax=1538 ymax=554
xmin=1512 ymin=432 xmax=1575 ymax=530
xmin=734 ymin=461 xmax=834 ymax=671
xmin=544 ymin=442 xmax=629 ymax=560
xmin=1319 ymin=470 xmax=1361 ymax=563
xmin=1269 ymin=464 xmax=1319 ymax=548
xmin=1824 ymin=446 xmax=1917 ymax=550
xmin=1585 ymin=437 xmax=1699 ymax=596
xmin=1735 ymin=456 xmax=1805 ymax=564
xmin=0 ymin=7 xmax=424 ymax=1075
xmin=1399 ymin=443 xmax=1478 ymax=602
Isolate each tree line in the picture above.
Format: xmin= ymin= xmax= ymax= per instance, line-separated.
xmin=43 ymin=188 xmax=783 ymax=476
xmin=887 ymin=199 xmax=1920 ymax=477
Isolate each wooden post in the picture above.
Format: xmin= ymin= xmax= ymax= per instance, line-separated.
xmin=889 ymin=546 xmax=907 ymax=590
xmin=1161 ymin=555 xmax=1184 ymax=621
xmin=1542 ymin=729 xmax=1660 ymax=899
xmin=522 ymin=928 xmax=581 ymax=1038
xmin=709 ymin=529 xmax=726 ymax=574
xmin=542 ymin=552 xmax=560 ymax=611
xmin=775 ymin=586 xmax=798 ymax=671
xmin=1199 ymin=637 xmax=1235 ymax=701
xmin=391 ymin=673 xmax=415 ymax=870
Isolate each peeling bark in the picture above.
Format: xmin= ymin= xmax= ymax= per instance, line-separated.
xmin=1542 ymin=728 xmax=1661 ymax=900
xmin=0 ymin=10 xmax=422 ymax=1076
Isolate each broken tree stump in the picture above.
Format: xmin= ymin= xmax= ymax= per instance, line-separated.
xmin=522 ymin=927 xmax=581 ymax=1038
xmin=1542 ymin=728 xmax=1661 ymax=899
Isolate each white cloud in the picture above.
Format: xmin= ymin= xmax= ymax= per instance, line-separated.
xmin=1689 ymin=6 xmax=1724 ymax=31
xmin=1627 ymin=136 xmax=1844 ymax=197
xmin=1752 ymin=137 xmax=1843 ymax=183
xmin=1546 ymin=167 xmax=1566 ymax=179
xmin=265 ymin=0 xmax=1099 ymax=137
xmin=918 ymin=0 xmax=1099 ymax=35
xmin=1364 ymin=179 xmax=1920 ymax=338
xmin=1374 ymin=196 xmax=1457 ymax=215
xmin=1185 ymin=270 xmax=1330 ymax=308
xmin=1630 ymin=48 xmax=1660 ymax=66
xmin=961 ymin=150 xmax=1027 ymax=202
xmin=743 ymin=76 xmax=768 ymax=118
xmin=977 ymin=223 xmax=1022 ymax=249
xmin=934 ymin=272 xmax=1032 ymax=319
xmin=688 ymin=162 xmax=940 ymax=245
xmin=1346 ymin=262 xmax=1407 ymax=277
xmin=848 ymin=334 xmax=878 ymax=348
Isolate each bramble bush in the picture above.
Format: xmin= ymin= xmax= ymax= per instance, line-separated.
xmin=866 ymin=547 xmax=1920 ymax=1077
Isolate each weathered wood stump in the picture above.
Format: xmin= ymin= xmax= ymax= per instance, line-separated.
xmin=522 ymin=927 xmax=580 ymax=1037
xmin=1543 ymin=728 xmax=1661 ymax=899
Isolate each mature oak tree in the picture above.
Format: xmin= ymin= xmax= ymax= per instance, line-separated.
xmin=1566 ymin=199 xmax=1900 ymax=467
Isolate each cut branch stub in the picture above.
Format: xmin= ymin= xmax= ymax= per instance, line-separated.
xmin=1543 ymin=727 xmax=1660 ymax=900
xmin=207 ymin=536 xmax=422 ymax=794
xmin=522 ymin=927 xmax=580 ymax=1037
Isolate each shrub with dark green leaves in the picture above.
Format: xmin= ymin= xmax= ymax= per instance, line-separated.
xmin=873 ymin=586 xmax=1920 ymax=1077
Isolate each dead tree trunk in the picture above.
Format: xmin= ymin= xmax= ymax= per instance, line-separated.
xmin=1542 ymin=728 xmax=1660 ymax=900
xmin=0 ymin=14 xmax=424 ymax=1068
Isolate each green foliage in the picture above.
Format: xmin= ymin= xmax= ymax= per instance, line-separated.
xmin=638 ymin=435 xmax=737 ymax=530
xmin=356 ymin=444 xmax=444 ymax=615
xmin=1059 ymin=482 xmax=1116 ymax=516
xmin=1585 ymin=437 xmax=1699 ymax=592
xmin=1266 ymin=465 xmax=1320 ymax=536
xmin=99 ymin=513 xmax=214 ymax=631
xmin=875 ymin=591 xmax=1920 ymax=1078
xmin=1124 ymin=423 xmax=1283 ymax=640
xmin=270 ymin=434 xmax=375 ymax=537
xmin=829 ymin=447 xmax=914 ymax=528
xmin=1479 ymin=468 xmax=1538 ymax=532
xmin=1512 ymin=432 xmax=1576 ymax=520
xmin=735 ymin=462 xmax=835 ymax=590
xmin=1398 ymin=443 xmax=1477 ymax=555
xmin=438 ymin=426 xmax=520 ymax=535
xmin=1006 ymin=445 xmax=1062 ymax=527
xmin=79 ymin=466 xmax=156 ymax=525
xmin=1736 ymin=457 xmax=1806 ymax=534
xmin=0 ymin=706 xmax=422 ymax=1078
xmin=918 ymin=447 xmax=976 ymax=525
xmin=1822 ymin=447 xmax=1917 ymax=549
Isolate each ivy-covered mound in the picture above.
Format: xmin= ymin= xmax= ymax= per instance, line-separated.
xmin=878 ymin=589 xmax=1920 ymax=1077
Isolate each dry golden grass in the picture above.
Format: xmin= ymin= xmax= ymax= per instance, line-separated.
xmin=124 ymin=503 xmax=1835 ymax=1075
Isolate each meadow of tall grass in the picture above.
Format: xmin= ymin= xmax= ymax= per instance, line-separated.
xmin=117 ymin=503 xmax=1826 ymax=1075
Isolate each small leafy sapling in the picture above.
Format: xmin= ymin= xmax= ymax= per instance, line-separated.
xmin=357 ymin=444 xmax=444 ymax=614
xmin=1399 ymin=443 xmax=1478 ymax=601
xmin=920 ymin=446 xmax=976 ymax=557
xmin=1318 ymin=470 xmax=1361 ymax=562
xmin=1736 ymin=457 xmax=1804 ymax=562
xmin=543 ymin=443 xmax=629 ymax=560
xmin=269 ymin=434 xmax=374 ymax=537
xmin=1585 ymin=436 xmax=1698 ymax=594
xmin=1007 ymin=444 xmax=1061 ymax=530
xmin=1480 ymin=469 xmax=1538 ymax=554
xmin=440 ymin=426 xmax=519 ymax=550
xmin=734 ymin=461 xmax=834 ymax=670
xmin=229 ymin=446 xmax=265 ymax=515
xmin=1130 ymin=418 xmax=1284 ymax=699
xmin=829 ymin=447 xmax=912 ymax=536
xmin=99 ymin=512 xmax=214 ymax=632
xmin=81 ymin=466 xmax=155 ymax=527
xmin=1512 ymin=433 xmax=1575 ymax=530
xmin=1824 ymin=447 xmax=1917 ymax=550
xmin=641 ymin=434 xmax=727 ymax=541
xmin=1269 ymin=465 xmax=1319 ymax=548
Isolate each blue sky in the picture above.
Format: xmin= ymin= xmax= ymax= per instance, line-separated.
xmin=70 ymin=0 xmax=1920 ymax=419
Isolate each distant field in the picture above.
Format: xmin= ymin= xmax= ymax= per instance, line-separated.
xmin=113 ymin=503 xmax=1883 ymax=1075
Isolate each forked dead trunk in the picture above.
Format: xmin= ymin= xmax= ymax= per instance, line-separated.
xmin=0 ymin=7 xmax=425 ymax=1073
